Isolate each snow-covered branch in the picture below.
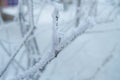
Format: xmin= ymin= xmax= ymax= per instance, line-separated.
xmin=0 ymin=24 xmax=35 ymax=77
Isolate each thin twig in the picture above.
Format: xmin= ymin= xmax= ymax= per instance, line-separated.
xmin=0 ymin=25 xmax=35 ymax=77
xmin=0 ymin=40 xmax=25 ymax=71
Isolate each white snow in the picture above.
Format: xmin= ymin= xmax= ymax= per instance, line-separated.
xmin=0 ymin=0 xmax=120 ymax=80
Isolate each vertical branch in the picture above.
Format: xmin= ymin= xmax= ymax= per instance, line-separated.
xmin=28 ymin=0 xmax=41 ymax=67
xmin=52 ymin=8 xmax=60 ymax=57
xmin=0 ymin=7 xmax=3 ymax=24
xmin=89 ymin=0 xmax=98 ymax=17
xmin=19 ymin=0 xmax=41 ymax=80
xmin=75 ymin=0 xmax=81 ymax=27
xmin=19 ymin=0 xmax=41 ymax=68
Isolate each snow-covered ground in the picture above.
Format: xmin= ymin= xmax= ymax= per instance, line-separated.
xmin=40 ymin=16 xmax=120 ymax=80
xmin=0 ymin=0 xmax=120 ymax=80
